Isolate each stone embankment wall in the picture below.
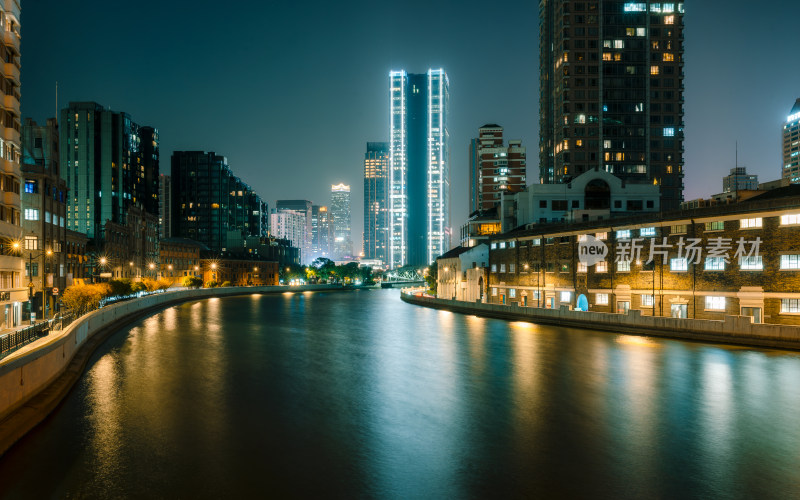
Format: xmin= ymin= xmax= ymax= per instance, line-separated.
xmin=0 ymin=285 xmax=340 ymax=454
xmin=402 ymin=293 xmax=800 ymax=351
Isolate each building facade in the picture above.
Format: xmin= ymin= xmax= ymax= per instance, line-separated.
xmin=311 ymin=204 xmax=332 ymax=262
xmin=722 ymin=166 xmax=758 ymax=193
xmin=275 ymin=200 xmax=312 ymax=263
xmin=60 ymin=102 xmax=159 ymax=241
xmin=487 ymin=186 xmax=800 ymax=326
xmin=0 ymin=1 xmax=24 ymax=329
xmin=270 ymin=208 xmax=306 ymax=261
xmin=158 ymin=173 xmax=171 ymax=238
xmin=783 ymin=98 xmax=800 ymax=184
xmin=158 ymin=237 xmax=205 ymax=284
xmin=171 ymin=151 xmax=264 ymax=253
xmin=539 ymin=1 xmax=685 ymax=210
xmin=363 ymin=142 xmax=389 ymax=264
xmin=21 ymin=118 xmax=67 ymax=319
xmin=389 ymin=69 xmax=450 ymax=267
xmin=331 ymin=183 xmax=352 ymax=260
xmin=469 ymin=125 xmax=526 ymax=213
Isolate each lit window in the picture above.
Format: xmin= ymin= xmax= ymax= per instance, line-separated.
xmin=740 ymin=256 xmax=763 ymax=271
xmin=670 ymin=224 xmax=687 ymax=234
xmin=614 ymin=40 xmax=624 ymax=49
xmin=596 ymin=261 xmax=608 ymax=273
xmin=640 ymin=227 xmax=656 ymax=237
xmin=24 ymin=209 xmax=39 ymax=220
xmin=500 ymin=242 xmax=506 ymax=249
xmin=664 ymin=15 xmax=674 ymax=24
xmin=705 ymin=257 xmax=725 ymax=271
xmin=509 ymin=289 xmax=516 ymax=298
xmin=509 ymin=264 xmax=515 ymax=273
xmin=491 ymin=242 xmax=497 ymax=249
xmin=491 ymin=264 xmax=497 ymax=272
xmin=560 ymin=291 xmax=571 ymax=302
xmin=780 ymin=255 xmax=800 ymax=270
xmin=663 ymin=53 xmax=674 ymax=62
xmin=650 ymin=65 xmax=660 ymax=75
xmin=24 ymin=181 xmax=37 ymax=194
xmin=740 ymin=218 xmax=762 ymax=229
xmin=578 ymin=262 xmax=588 ymax=273
xmin=663 ymin=127 xmax=675 ymax=137
xmin=596 ymin=232 xmax=608 ymax=240
xmin=492 ymin=287 xmax=498 ymax=296
xmin=705 ymin=296 xmax=726 ymax=311
xmin=780 ymin=214 xmax=800 ymax=225
xmin=616 ymin=230 xmax=632 ymax=239
xmin=596 ymin=293 xmax=609 ymax=305
xmin=641 ymin=295 xmax=654 ymax=307
xmin=670 ymin=258 xmax=688 ymax=272
xmin=617 ymin=261 xmax=631 ymax=272
xmin=704 ymin=221 xmax=725 ymax=231
xmin=781 ymin=299 xmax=800 ymax=313
xmin=500 ymin=264 xmax=506 ymax=273
xmin=24 ymin=236 xmax=38 ymax=250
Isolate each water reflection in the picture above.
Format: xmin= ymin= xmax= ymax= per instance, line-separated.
xmin=0 ymin=290 xmax=799 ymax=498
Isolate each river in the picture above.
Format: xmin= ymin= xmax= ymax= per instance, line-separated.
xmin=1 ymin=289 xmax=799 ymax=498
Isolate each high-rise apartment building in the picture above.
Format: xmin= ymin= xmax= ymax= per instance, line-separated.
xmin=311 ymin=205 xmax=332 ymax=262
xmin=330 ymin=184 xmax=352 ymax=259
xmin=275 ymin=200 xmax=312 ymax=264
xmin=171 ymin=151 xmax=264 ymax=252
xmin=60 ymin=102 xmax=160 ymax=240
xmin=389 ymin=69 xmax=450 ymax=267
xmin=539 ymin=1 xmax=685 ymax=210
xmin=363 ymin=142 xmax=389 ymax=263
xmin=269 ymin=209 xmax=306 ymax=257
xmin=782 ymin=99 xmax=800 ymax=184
xmin=0 ymin=1 xmax=25 ymax=329
xmin=468 ymin=125 xmax=527 ymax=214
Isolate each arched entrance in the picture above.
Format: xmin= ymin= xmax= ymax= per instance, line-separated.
xmin=577 ymin=294 xmax=589 ymax=311
xmin=585 ymin=179 xmax=611 ymax=210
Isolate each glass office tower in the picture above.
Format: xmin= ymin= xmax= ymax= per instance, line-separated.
xmin=389 ymin=69 xmax=450 ymax=268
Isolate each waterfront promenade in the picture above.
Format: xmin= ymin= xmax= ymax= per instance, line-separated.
xmin=401 ymin=290 xmax=800 ymax=351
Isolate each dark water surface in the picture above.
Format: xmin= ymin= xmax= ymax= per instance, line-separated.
xmin=1 ymin=289 xmax=799 ymax=498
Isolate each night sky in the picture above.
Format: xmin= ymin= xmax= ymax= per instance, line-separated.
xmin=20 ymin=0 xmax=800 ymax=253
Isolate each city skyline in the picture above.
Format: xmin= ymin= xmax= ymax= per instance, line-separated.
xmin=19 ymin=0 xmax=800 ymax=255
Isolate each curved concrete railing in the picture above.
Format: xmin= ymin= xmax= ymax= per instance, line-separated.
xmin=0 ymin=284 xmax=344 ymax=454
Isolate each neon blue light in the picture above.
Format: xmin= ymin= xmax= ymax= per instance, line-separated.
xmin=623 ymin=3 xmax=646 ymax=12
xmin=663 ymin=127 xmax=675 ymax=137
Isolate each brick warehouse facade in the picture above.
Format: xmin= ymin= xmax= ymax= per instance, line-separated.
xmin=486 ymin=187 xmax=800 ymax=325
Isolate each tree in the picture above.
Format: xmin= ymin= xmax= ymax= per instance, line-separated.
xmin=61 ymin=284 xmax=106 ymax=315
xmin=425 ymin=265 xmax=438 ymax=295
xmin=107 ymin=279 xmax=133 ymax=297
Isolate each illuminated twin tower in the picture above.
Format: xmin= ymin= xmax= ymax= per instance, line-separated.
xmin=389 ymin=69 xmax=450 ymax=268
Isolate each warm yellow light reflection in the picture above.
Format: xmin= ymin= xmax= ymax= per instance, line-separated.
xmin=616 ymin=335 xmax=660 ymax=348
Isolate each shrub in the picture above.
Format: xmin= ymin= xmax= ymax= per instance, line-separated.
xmin=221 ymin=281 xmax=232 ymax=287
xmin=61 ymin=284 xmax=106 ymax=315
xmin=131 ymin=281 xmax=147 ymax=293
xmin=183 ymin=276 xmax=202 ymax=288
xmin=107 ymin=279 xmax=133 ymax=297
xmin=205 ymin=280 xmax=219 ymax=288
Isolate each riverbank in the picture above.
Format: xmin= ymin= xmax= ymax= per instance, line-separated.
xmin=401 ymin=292 xmax=800 ymax=351
xmin=0 ymin=284 xmax=349 ymax=457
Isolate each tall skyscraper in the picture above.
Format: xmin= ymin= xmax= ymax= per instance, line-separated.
xmin=60 ymin=102 xmax=160 ymax=240
xmin=330 ymin=184 xmax=352 ymax=259
xmin=468 ymin=125 xmax=527 ymax=214
xmin=782 ymin=98 xmax=800 ymax=184
xmin=171 ymin=151 xmax=264 ymax=252
xmin=275 ymin=200 xmax=312 ymax=264
xmin=539 ymin=1 xmax=685 ymax=210
xmin=363 ymin=142 xmax=389 ymax=263
xmin=389 ymin=69 xmax=450 ymax=267
xmin=311 ymin=205 xmax=332 ymax=262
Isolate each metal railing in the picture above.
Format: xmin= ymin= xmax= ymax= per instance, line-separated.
xmin=0 ymin=321 xmax=51 ymax=358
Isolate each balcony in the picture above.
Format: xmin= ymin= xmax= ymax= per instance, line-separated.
xmin=3 ymin=190 xmax=17 ymax=207
xmin=0 ymin=157 xmax=16 ymax=174
xmin=1 ymin=126 xmax=19 ymax=144
xmin=3 ymin=93 xmax=19 ymax=115
xmin=3 ymin=62 xmax=19 ymax=85
xmin=1 ymin=30 xmax=19 ymax=54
